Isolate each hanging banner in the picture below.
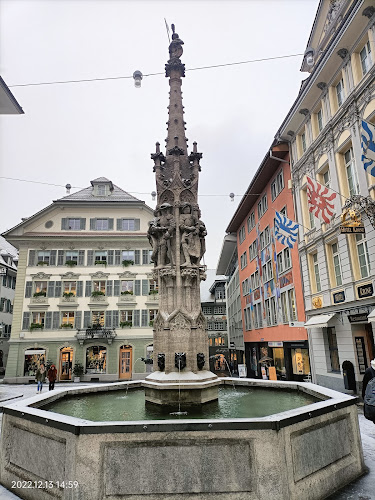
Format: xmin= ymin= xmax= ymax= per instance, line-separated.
xmin=340 ymin=208 xmax=365 ymax=234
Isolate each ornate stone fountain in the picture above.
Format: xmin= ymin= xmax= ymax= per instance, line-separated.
xmin=142 ymin=25 xmax=219 ymax=405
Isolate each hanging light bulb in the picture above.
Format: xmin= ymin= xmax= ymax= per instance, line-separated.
xmin=151 ymin=191 xmax=156 ymax=201
xmin=229 ymin=193 xmax=235 ymax=202
xmin=304 ymin=48 xmax=315 ymax=67
xmin=133 ymin=70 xmax=143 ymax=88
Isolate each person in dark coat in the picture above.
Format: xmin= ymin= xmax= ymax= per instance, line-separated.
xmin=362 ymin=359 xmax=375 ymax=399
xmin=47 ymin=364 xmax=57 ymax=391
xmin=35 ymin=364 xmax=46 ymax=393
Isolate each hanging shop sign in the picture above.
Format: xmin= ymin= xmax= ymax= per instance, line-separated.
xmin=354 ymin=337 xmax=368 ymax=374
xmin=333 ymin=291 xmax=345 ymax=304
xmin=340 ymin=208 xmax=365 ymax=234
xmin=357 ymin=283 xmax=374 ymax=299
xmin=348 ymin=313 xmax=368 ymax=323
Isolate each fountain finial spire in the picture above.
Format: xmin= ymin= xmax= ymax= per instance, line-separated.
xmin=165 ymin=24 xmax=187 ymax=155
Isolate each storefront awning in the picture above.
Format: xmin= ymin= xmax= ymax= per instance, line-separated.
xmin=304 ymin=313 xmax=336 ymax=329
xmin=24 ymin=349 xmax=46 ymax=355
xmin=367 ymin=309 xmax=375 ymax=323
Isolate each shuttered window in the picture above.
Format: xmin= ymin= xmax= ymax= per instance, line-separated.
xmin=54 ymin=282 xmax=62 ymax=298
xmin=28 ymin=250 xmax=36 ymax=266
xmin=90 ymin=218 xmax=114 ymax=230
xmin=116 ymin=219 xmax=140 ymax=231
xmin=141 ymin=310 xmax=148 ymax=327
xmin=47 ymin=281 xmax=55 ymax=298
xmin=105 ymin=311 xmax=113 ymax=328
xmin=25 ymin=282 xmax=33 ymax=298
xmin=142 ymin=280 xmax=149 ymax=296
xmin=75 ymin=311 xmax=82 ymax=329
xmin=52 ymin=311 xmax=60 ymax=329
xmin=133 ymin=310 xmax=140 ymax=327
xmin=134 ymin=280 xmax=141 ymax=296
xmin=113 ymin=310 xmax=119 ymax=328
xmin=83 ymin=311 xmax=91 ymax=328
xmin=45 ymin=311 xmax=52 ymax=330
xmin=76 ymin=281 xmax=83 ymax=297
xmin=85 ymin=281 xmax=92 ymax=297
xmin=22 ymin=312 xmax=30 ymax=330
xmin=114 ymin=280 xmax=121 ymax=296
xmin=106 ymin=281 xmax=113 ymax=296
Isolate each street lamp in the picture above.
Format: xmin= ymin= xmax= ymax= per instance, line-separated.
xmin=133 ymin=70 xmax=143 ymax=88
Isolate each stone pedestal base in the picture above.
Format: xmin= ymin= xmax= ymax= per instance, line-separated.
xmin=143 ymin=370 xmax=220 ymax=406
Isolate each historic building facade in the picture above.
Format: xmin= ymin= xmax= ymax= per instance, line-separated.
xmin=3 ymin=177 xmax=156 ymax=383
xmin=200 ymin=269 xmax=229 ymax=374
xmin=216 ymin=234 xmax=244 ymax=370
xmin=0 ymin=237 xmax=18 ymax=374
xmin=276 ymin=0 xmax=375 ymax=392
xmin=224 ymin=145 xmax=309 ymax=382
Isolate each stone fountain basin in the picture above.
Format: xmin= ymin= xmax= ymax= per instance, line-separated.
xmin=0 ymin=379 xmax=365 ymax=500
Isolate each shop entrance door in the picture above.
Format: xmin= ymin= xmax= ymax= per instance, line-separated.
xmin=60 ymin=347 xmax=73 ymax=381
xmin=119 ymin=346 xmax=132 ymax=380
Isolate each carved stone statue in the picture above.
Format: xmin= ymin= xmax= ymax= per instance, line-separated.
xmin=179 ymin=203 xmax=201 ymax=267
xmin=147 ymin=203 xmax=176 ymax=267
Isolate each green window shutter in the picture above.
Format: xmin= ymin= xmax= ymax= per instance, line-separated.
xmin=108 ymin=250 xmax=114 ymax=266
xmin=113 ymin=310 xmax=119 ymax=328
xmin=134 ymin=250 xmax=140 ymax=265
xmin=141 ymin=309 xmax=148 ymax=327
xmin=75 ymin=311 xmax=82 ymax=330
xmin=80 ymin=218 xmax=86 ymax=230
xmin=87 ymin=250 xmax=94 ymax=266
xmin=25 ymin=281 xmax=33 ymax=298
xmin=57 ymin=250 xmax=64 ymax=266
xmin=114 ymin=280 xmax=120 ymax=296
xmin=115 ymin=250 xmax=121 ymax=265
xmin=83 ymin=311 xmax=91 ymax=328
xmin=78 ymin=250 xmax=85 ymax=266
xmin=142 ymin=250 xmax=147 ymax=265
xmin=0 ymin=298 xmax=5 ymax=311
xmin=106 ymin=280 xmax=113 ymax=296
xmin=134 ymin=219 xmax=140 ymax=230
xmin=108 ymin=218 xmax=114 ymax=230
xmin=134 ymin=280 xmax=141 ymax=296
xmin=47 ymin=281 xmax=55 ymax=298
xmin=54 ymin=282 xmax=62 ymax=298
xmin=76 ymin=281 xmax=83 ymax=297
xmin=45 ymin=312 xmax=52 ymax=330
xmin=142 ymin=280 xmax=149 ymax=296
xmin=50 ymin=250 xmax=57 ymax=266
xmin=22 ymin=312 xmax=30 ymax=330
xmin=85 ymin=281 xmax=92 ymax=297
xmin=90 ymin=218 xmax=96 ymax=230
xmin=116 ymin=219 xmax=122 ymax=230
xmin=61 ymin=218 xmax=68 ymax=230
xmin=28 ymin=250 xmax=36 ymax=266
xmin=52 ymin=311 xmax=60 ymax=330
xmin=133 ymin=310 xmax=140 ymax=327
xmin=105 ymin=311 xmax=113 ymax=328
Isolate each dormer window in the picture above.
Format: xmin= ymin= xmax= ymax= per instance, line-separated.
xmin=97 ymin=185 xmax=106 ymax=196
xmin=90 ymin=178 xmax=114 ymax=197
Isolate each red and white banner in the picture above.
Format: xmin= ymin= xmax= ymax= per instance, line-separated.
xmin=306 ymin=176 xmax=337 ymax=223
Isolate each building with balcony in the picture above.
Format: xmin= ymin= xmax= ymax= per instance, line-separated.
xmin=224 ymin=145 xmax=310 ymax=382
xmin=276 ymin=0 xmax=375 ymax=392
xmin=0 ymin=236 xmax=18 ymax=374
xmin=2 ymin=177 xmax=156 ymax=383
xmin=200 ymin=269 xmax=229 ymax=373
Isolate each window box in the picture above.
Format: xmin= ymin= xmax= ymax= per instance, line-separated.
xmin=37 ymin=261 xmax=48 ymax=266
xmin=63 ymin=292 xmax=75 ymax=298
xmin=33 ymin=291 xmax=46 ymax=297
xmin=91 ymin=290 xmax=105 ymax=297
xmin=94 ymin=260 xmax=107 ymax=267
xmin=121 ymin=290 xmax=133 ymax=295
xmin=65 ymin=260 xmax=77 ymax=267
xmin=60 ymin=323 xmax=73 ymax=329
xmin=120 ymin=321 xmax=132 ymax=328
xmin=30 ymin=323 xmax=44 ymax=331
xmin=122 ymin=259 xmax=134 ymax=267
xmin=148 ymin=290 xmax=158 ymax=296
xmin=149 ymin=320 xmax=154 ymax=327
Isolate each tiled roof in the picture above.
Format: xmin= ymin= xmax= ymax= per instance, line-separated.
xmin=200 ymin=269 xmax=226 ymax=303
xmin=57 ymin=183 xmax=141 ymax=203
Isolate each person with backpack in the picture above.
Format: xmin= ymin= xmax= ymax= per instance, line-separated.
xmin=362 ymin=359 xmax=375 ymax=423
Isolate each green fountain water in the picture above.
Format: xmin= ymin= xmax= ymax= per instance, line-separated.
xmin=45 ymin=386 xmax=319 ymax=422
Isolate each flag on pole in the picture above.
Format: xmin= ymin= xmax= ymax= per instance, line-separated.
xmin=361 ymin=120 xmax=375 ymax=177
xmin=274 ymin=212 xmax=299 ymax=248
xmin=306 ymin=176 xmax=336 ymax=223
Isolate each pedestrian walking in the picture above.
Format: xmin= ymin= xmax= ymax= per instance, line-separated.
xmin=35 ymin=364 xmax=46 ymax=393
xmin=362 ymin=358 xmax=375 ymax=423
xmin=47 ymin=364 xmax=57 ymax=391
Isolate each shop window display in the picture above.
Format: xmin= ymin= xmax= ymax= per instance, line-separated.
xmin=24 ymin=348 xmax=46 ymax=376
xmin=86 ymin=345 xmax=107 ymax=374
xmin=292 ymin=348 xmax=310 ymax=375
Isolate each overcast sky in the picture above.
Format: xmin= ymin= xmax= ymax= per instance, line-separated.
xmin=0 ymin=0 xmax=319 ymax=268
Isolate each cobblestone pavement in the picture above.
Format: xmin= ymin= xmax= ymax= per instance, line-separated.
xmin=0 ymin=383 xmax=374 ymax=499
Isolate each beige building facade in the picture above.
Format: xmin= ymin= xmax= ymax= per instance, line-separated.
xmin=277 ymin=0 xmax=375 ymax=392
xmin=3 ymin=177 xmax=156 ymax=383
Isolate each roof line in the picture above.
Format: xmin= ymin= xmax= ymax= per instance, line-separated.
xmin=0 ymin=76 xmax=24 ymax=114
